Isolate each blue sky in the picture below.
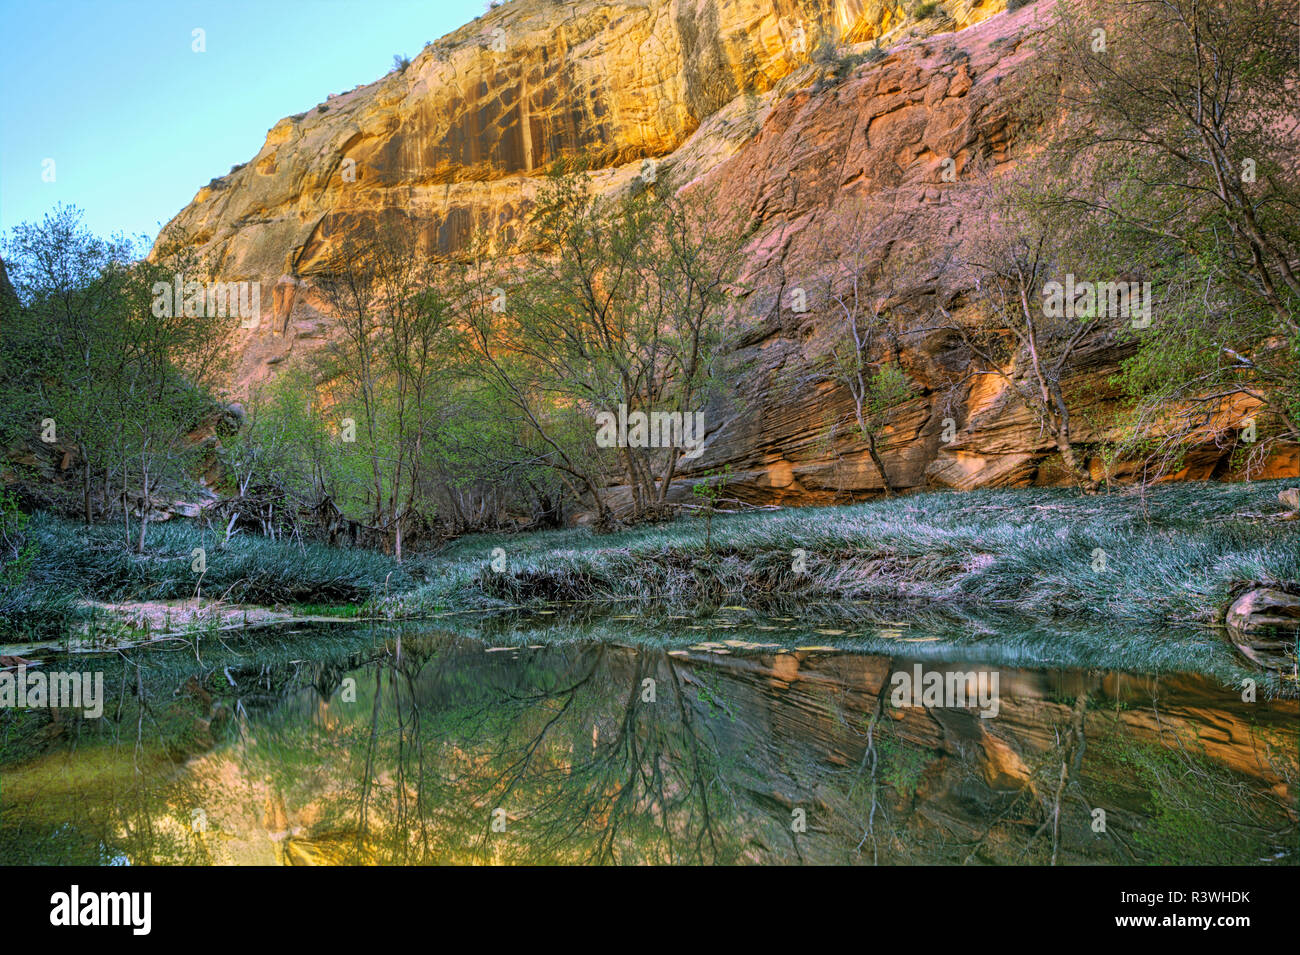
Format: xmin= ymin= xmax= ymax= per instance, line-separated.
xmin=1 ymin=0 xmax=486 ymax=250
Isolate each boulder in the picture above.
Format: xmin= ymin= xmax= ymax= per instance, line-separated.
xmin=1225 ymin=587 xmax=1300 ymax=671
xmin=1280 ymin=487 xmax=1299 ymax=519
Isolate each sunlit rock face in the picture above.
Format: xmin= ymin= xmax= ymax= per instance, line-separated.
xmin=161 ymin=1 xmax=1006 ymax=278
xmin=154 ymin=0 xmax=1293 ymax=503
xmin=156 ymin=0 xmax=1009 ymax=400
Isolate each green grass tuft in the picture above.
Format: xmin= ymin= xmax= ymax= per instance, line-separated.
xmin=395 ymin=481 xmax=1298 ymax=627
xmin=5 ymin=482 xmax=1296 ymax=647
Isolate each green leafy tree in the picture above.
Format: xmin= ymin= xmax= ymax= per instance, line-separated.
xmin=462 ymin=164 xmax=744 ymax=522
xmin=2 ymin=207 xmax=233 ymax=546
xmin=2 ymin=206 xmax=137 ymax=522
xmin=691 ymin=464 xmax=731 ymax=552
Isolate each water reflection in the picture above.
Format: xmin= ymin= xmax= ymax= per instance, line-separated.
xmin=1 ymin=628 xmax=1296 ymax=865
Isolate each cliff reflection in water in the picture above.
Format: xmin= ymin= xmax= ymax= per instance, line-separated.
xmin=2 ymin=629 xmax=1296 ymax=865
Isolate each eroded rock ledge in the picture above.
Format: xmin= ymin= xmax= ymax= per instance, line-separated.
xmin=155 ymin=0 xmax=1297 ymax=504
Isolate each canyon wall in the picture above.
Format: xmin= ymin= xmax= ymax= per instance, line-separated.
xmin=155 ymin=0 xmax=1296 ymax=507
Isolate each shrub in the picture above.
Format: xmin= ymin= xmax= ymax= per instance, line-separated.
xmin=0 ymin=490 xmax=76 ymax=639
xmin=19 ymin=513 xmax=413 ymax=611
xmin=0 ymin=488 xmax=36 ymax=588
xmin=811 ymin=37 xmax=840 ymax=67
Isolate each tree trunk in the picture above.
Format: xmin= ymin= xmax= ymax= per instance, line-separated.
xmin=137 ymin=468 xmax=150 ymax=554
xmin=82 ymin=456 xmax=93 ymax=525
xmin=865 ymin=432 xmax=894 ymax=497
xmin=444 ymin=480 xmax=468 ymax=531
xmin=1055 ymin=430 xmax=1094 ymax=490
xmin=1049 ymin=383 xmax=1095 ymax=491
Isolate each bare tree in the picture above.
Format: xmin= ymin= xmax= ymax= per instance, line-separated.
xmin=1024 ymin=0 xmax=1300 ymax=480
xmin=933 ymin=185 xmax=1101 ymax=489
xmin=794 ymin=202 xmax=916 ymax=496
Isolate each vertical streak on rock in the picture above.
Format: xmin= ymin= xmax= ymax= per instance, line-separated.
xmin=520 ymin=73 xmax=534 ymax=173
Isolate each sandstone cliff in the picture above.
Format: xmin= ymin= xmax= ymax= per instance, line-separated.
xmin=155 ymin=0 xmax=1296 ymax=505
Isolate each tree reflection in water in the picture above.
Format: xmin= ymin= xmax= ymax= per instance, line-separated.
xmin=0 ymin=626 xmax=1295 ymax=865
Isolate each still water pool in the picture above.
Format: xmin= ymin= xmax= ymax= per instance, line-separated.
xmin=1 ymin=610 xmax=1295 ymax=864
